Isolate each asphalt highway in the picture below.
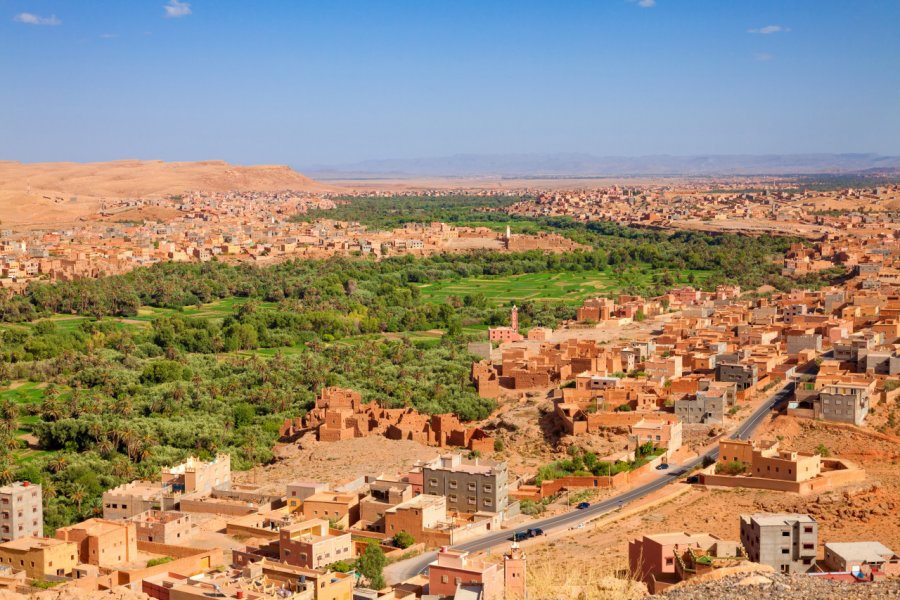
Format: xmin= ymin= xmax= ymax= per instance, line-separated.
xmin=385 ymin=381 xmax=795 ymax=582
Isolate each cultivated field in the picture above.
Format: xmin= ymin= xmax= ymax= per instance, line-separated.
xmin=418 ymin=269 xmax=710 ymax=306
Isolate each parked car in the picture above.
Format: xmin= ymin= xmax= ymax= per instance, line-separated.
xmin=511 ymin=531 xmax=529 ymax=542
xmin=685 ymin=475 xmax=700 ymax=484
xmin=527 ymin=528 xmax=545 ymax=537
xmin=656 ymin=463 xmax=669 ymax=470
xmin=576 ymin=502 xmax=591 ymax=510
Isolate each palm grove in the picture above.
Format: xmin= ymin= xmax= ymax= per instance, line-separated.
xmin=0 ymin=196 xmax=835 ymax=533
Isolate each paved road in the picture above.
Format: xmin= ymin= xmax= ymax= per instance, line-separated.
xmin=385 ymin=381 xmax=795 ymax=583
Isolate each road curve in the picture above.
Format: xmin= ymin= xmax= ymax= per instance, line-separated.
xmin=385 ymin=382 xmax=794 ymax=582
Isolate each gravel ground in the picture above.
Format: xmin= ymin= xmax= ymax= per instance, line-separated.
xmin=647 ymin=572 xmax=900 ymax=599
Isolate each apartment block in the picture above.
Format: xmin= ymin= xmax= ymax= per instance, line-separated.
xmin=815 ymin=382 xmax=871 ymax=426
xmin=716 ymin=362 xmax=758 ymax=391
xmin=674 ymin=389 xmax=727 ymax=425
xmin=740 ymin=513 xmax=817 ymax=573
xmin=0 ymin=482 xmax=42 ymax=542
xmin=423 ymin=454 xmax=508 ymax=514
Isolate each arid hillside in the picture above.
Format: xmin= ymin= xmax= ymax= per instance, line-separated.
xmin=0 ymin=160 xmax=322 ymax=227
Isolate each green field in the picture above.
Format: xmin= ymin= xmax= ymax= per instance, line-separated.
xmin=0 ymin=382 xmax=46 ymax=405
xmin=0 ymin=382 xmax=62 ymax=464
xmin=418 ymin=269 xmax=710 ymax=306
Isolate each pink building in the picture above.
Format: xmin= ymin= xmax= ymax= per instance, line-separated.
xmin=488 ymin=306 xmax=523 ymax=343
xmin=428 ymin=547 xmax=503 ymax=600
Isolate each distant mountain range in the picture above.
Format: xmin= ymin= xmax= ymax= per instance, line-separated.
xmin=303 ymin=153 xmax=900 ymax=179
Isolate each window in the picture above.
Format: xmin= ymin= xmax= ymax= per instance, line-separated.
xmin=782 ymin=531 xmax=790 ymax=537
xmin=804 ymin=526 xmax=813 ymax=534
xmin=781 ymin=549 xmax=789 ymax=554
xmin=441 ymin=575 xmax=449 ymax=584
xmin=665 ymin=558 xmax=674 ymax=566
xmin=803 ymin=544 xmax=814 ymax=550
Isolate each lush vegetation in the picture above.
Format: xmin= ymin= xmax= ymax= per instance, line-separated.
xmin=533 ymin=443 xmax=664 ymax=485
xmin=0 ymin=195 xmax=841 ymax=534
xmin=293 ymin=193 xmax=528 ymax=230
xmin=356 ymin=542 xmax=387 ymax=589
xmin=392 ymin=531 xmax=416 ymax=549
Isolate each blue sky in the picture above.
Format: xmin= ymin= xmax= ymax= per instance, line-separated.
xmin=2 ymin=0 xmax=899 ymax=166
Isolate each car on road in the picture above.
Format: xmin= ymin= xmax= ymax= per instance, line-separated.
xmin=685 ymin=475 xmax=699 ymax=484
xmin=511 ymin=531 xmax=529 ymax=542
xmin=527 ymin=528 xmax=544 ymax=537
xmin=656 ymin=463 xmax=669 ymax=470
xmin=576 ymin=502 xmax=591 ymax=509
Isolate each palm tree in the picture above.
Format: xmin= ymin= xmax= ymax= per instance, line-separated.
xmin=96 ymin=437 xmax=114 ymax=458
xmin=70 ymin=483 xmax=86 ymax=513
xmin=0 ymin=400 xmax=19 ymax=437
xmin=40 ymin=399 xmax=63 ymax=422
xmin=41 ymin=481 xmax=57 ymax=500
xmin=48 ymin=456 xmax=68 ymax=474
xmin=0 ymin=464 xmax=14 ymax=485
xmin=111 ymin=459 xmax=135 ymax=480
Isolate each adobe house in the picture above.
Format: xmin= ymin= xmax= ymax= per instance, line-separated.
xmin=55 ymin=518 xmax=138 ymax=568
xmin=278 ymin=519 xmax=353 ymax=570
xmin=428 ymin=547 xmax=503 ymax=600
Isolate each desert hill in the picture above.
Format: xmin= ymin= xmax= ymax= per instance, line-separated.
xmin=0 ymin=160 xmax=322 ymax=228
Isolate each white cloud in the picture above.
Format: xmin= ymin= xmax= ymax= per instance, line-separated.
xmin=99 ymin=33 xmax=120 ymax=39
xmin=638 ymin=0 xmax=656 ymax=7
xmin=748 ymin=25 xmax=789 ymax=34
xmin=164 ymin=0 xmax=192 ymax=18
xmin=754 ymin=52 xmax=775 ymax=62
xmin=13 ymin=13 xmax=61 ymax=26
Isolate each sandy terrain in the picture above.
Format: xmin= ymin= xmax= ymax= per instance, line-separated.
xmin=0 ymin=160 xmax=322 ymax=228
xmin=233 ymin=435 xmax=442 ymax=493
xmin=516 ymin=414 xmax=900 ymax=576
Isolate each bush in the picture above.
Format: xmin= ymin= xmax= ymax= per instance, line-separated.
xmin=392 ymin=531 xmax=416 ymax=549
xmin=715 ymin=460 xmax=748 ymax=476
xmin=357 ymin=542 xmax=386 ymax=590
xmin=146 ymin=556 xmax=175 ymax=568
xmin=815 ymin=444 xmax=831 ymax=458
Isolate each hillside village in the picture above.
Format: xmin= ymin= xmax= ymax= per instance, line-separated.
xmin=0 ymin=228 xmax=897 ymax=599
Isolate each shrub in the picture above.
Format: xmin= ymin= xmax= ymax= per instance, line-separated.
xmin=392 ymin=531 xmax=416 ymax=549
xmin=146 ymin=556 xmax=175 ymax=568
xmin=715 ymin=460 xmax=748 ymax=476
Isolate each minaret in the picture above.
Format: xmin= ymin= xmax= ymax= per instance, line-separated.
xmin=510 ymin=305 xmax=519 ymax=331
xmin=504 ymin=542 xmax=527 ymax=599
